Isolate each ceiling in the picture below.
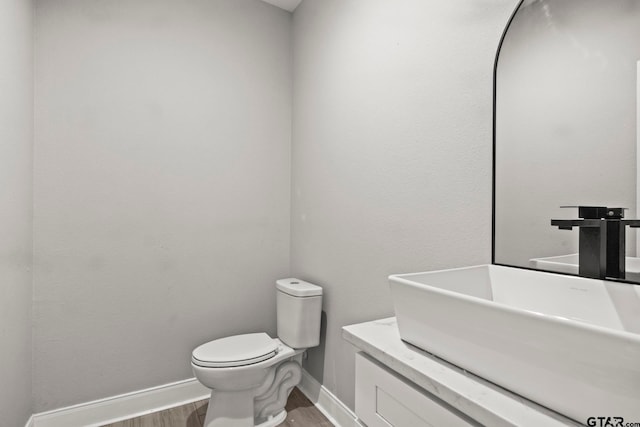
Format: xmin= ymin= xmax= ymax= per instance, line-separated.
xmin=260 ymin=0 xmax=302 ymax=12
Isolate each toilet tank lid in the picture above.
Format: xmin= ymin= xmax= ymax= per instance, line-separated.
xmin=276 ymin=278 xmax=322 ymax=297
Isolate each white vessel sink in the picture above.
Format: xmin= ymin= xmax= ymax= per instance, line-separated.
xmin=529 ymin=253 xmax=640 ymax=281
xmin=389 ymin=265 xmax=640 ymax=424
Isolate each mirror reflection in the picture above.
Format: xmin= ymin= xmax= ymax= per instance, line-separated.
xmin=494 ymin=0 xmax=640 ymax=282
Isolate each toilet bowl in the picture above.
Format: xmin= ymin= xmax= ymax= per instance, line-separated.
xmin=191 ymin=279 xmax=322 ymax=427
xmin=192 ymin=334 xmax=303 ymax=427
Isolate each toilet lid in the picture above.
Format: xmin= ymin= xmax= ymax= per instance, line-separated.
xmin=192 ymin=333 xmax=278 ymax=368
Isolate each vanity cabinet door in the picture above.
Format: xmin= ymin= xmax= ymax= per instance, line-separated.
xmin=355 ymin=352 xmax=476 ymax=427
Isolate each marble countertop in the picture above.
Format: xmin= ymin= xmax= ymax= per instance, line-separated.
xmin=342 ymin=317 xmax=581 ymax=427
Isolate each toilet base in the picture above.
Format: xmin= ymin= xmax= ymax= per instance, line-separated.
xmin=200 ymin=359 xmax=301 ymax=427
xmin=201 ymin=389 xmax=287 ymax=427
xmin=255 ymin=410 xmax=286 ymax=427
xmin=202 ymin=389 xmax=255 ymax=427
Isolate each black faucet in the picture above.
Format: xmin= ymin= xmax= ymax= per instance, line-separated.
xmin=551 ymin=206 xmax=640 ymax=279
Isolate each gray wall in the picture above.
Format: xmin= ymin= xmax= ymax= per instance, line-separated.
xmin=34 ymin=0 xmax=291 ymax=411
xmin=291 ymin=0 xmax=516 ymax=409
xmin=0 ymin=0 xmax=34 ymax=424
xmin=30 ymin=0 xmax=522 ymax=415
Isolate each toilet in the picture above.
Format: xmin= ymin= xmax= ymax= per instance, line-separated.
xmin=191 ymin=278 xmax=323 ymax=427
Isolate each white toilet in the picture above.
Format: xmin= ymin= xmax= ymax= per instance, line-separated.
xmin=192 ymin=278 xmax=323 ymax=427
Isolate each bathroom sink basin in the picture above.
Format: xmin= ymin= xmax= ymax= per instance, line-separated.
xmin=389 ymin=265 xmax=640 ymax=424
xmin=529 ymin=253 xmax=640 ymax=281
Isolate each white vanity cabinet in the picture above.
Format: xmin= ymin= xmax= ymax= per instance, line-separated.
xmin=355 ymin=352 xmax=476 ymax=427
xmin=345 ymin=318 xmax=580 ymax=427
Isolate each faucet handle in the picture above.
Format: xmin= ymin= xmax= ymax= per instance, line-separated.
xmin=605 ymin=207 xmax=627 ymax=219
xmin=559 ymin=206 xmax=627 ymax=219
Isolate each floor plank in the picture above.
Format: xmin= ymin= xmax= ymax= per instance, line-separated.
xmin=101 ymin=387 xmax=333 ymax=427
xmin=193 ymin=399 xmax=208 ymax=425
xmin=281 ymin=388 xmax=334 ymax=427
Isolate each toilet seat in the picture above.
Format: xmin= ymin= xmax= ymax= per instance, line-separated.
xmin=192 ymin=333 xmax=278 ymax=368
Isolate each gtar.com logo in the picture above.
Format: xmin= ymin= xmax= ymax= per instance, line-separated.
xmin=587 ymin=417 xmax=623 ymax=427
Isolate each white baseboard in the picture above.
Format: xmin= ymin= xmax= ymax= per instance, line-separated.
xmin=298 ymin=369 xmax=363 ymax=427
xmin=30 ymin=378 xmax=210 ymax=427
xmin=28 ymin=369 xmax=359 ymax=427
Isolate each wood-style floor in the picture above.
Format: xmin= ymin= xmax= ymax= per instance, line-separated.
xmin=101 ymin=387 xmax=333 ymax=427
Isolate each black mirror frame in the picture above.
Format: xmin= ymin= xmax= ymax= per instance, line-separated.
xmin=492 ymin=0 xmax=525 ymax=266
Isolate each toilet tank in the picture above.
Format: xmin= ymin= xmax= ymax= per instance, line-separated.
xmin=276 ymin=278 xmax=323 ymax=349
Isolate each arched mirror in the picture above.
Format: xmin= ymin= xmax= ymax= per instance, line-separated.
xmin=493 ymin=0 xmax=640 ymax=283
